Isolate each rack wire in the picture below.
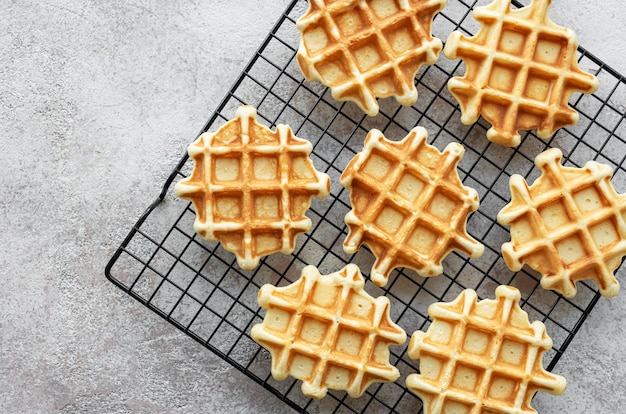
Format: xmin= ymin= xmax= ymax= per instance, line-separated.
xmin=105 ymin=0 xmax=626 ymax=412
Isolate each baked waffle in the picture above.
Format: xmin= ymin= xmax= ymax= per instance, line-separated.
xmin=497 ymin=148 xmax=626 ymax=298
xmin=296 ymin=0 xmax=447 ymax=117
xmin=174 ymin=106 xmax=330 ymax=270
xmin=341 ymin=126 xmax=484 ymax=287
xmin=406 ymin=285 xmax=566 ymax=413
xmin=250 ymin=264 xmax=407 ymax=399
xmin=444 ymin=0 xmax=599 ymax=147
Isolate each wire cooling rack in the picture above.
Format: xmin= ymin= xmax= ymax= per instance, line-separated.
xmin=106 ymin=0 xmax=626 ymax=412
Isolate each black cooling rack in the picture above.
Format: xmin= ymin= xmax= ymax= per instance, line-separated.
xmin=105 ymin=0 xmax=626 ymax=412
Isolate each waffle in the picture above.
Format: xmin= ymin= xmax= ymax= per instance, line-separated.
xmin=444 ymin=0 xmax=599 ymax=147
xmin=250 ymin=264 xmax=407 ymax=399
xmin=174 ymin=106 xmax=330 ymax=270
xmin=497 ymin=148 xmax=626 ymax=298
xmin=340 ymin=126 xmax=484 ymax=287
xmin=296 ymin=0 xmax=447 ymax=117
xmin=406 ymin=285 xmax=566 ymax=413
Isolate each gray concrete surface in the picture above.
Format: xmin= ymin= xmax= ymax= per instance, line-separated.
xmin=1 ymin=1 xmax=625 ymax=413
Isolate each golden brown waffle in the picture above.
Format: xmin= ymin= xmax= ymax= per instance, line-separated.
xmin=406 ymin=285 xmax=566 ymax=414
xmin=341 ymin=126 xmax=484 ymax=287
xmin=296 ymin=0 xmax=447 ymax=117
xmin=250 ymin=264 xmax=407 ymax=398
xmin=497 ymin=148 xmax=626 ymax=298
xmin=444 ymin=0 xmax=599 ymax=147
xmin=174 ymin=106 xmax=330 ymax=270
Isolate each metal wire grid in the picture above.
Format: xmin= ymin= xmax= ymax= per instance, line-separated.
xmin=105 ymin=0 xmax=626 ymax=413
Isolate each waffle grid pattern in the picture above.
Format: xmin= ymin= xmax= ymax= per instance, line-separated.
xmin=406 ymin=286 xmax=566 ymax=414
xmin=498 ymin=148 xmax=626 ymax=298
xmin=105 ymin=0 xmax=626 ymax=412
xmin=444 ymin=0 xmax=599 ymax=146
xmin=174 ymin=106 xmax=330 ymax=270
xmin=251 ymin=264 xmax=407 ymax=398
xmin=341 ymin=126 xmax=484 ymax=286
xmin=296 ymin=0 xmax=446 ymax=116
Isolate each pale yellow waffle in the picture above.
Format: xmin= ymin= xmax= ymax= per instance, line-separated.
xmin=250 ymin=264 xmax=407 ymax=399
xmin=174 ymin=106 xmax=330 ymax=270
xmin=340 ymin=126 xmax=484 ymax=287
xmin=497 ymin=148 xmax=626 ymax=298
xmin=444 ymin=0 xmax=599 ymax=147
xmin=296 ymin=0 xmax=447 ymax=117
xmin=406 ymin=285 xmax=566 ymax=414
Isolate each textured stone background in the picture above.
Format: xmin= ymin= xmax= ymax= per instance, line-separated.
xmin=1 ymin=1 xmax=624 ymax=413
